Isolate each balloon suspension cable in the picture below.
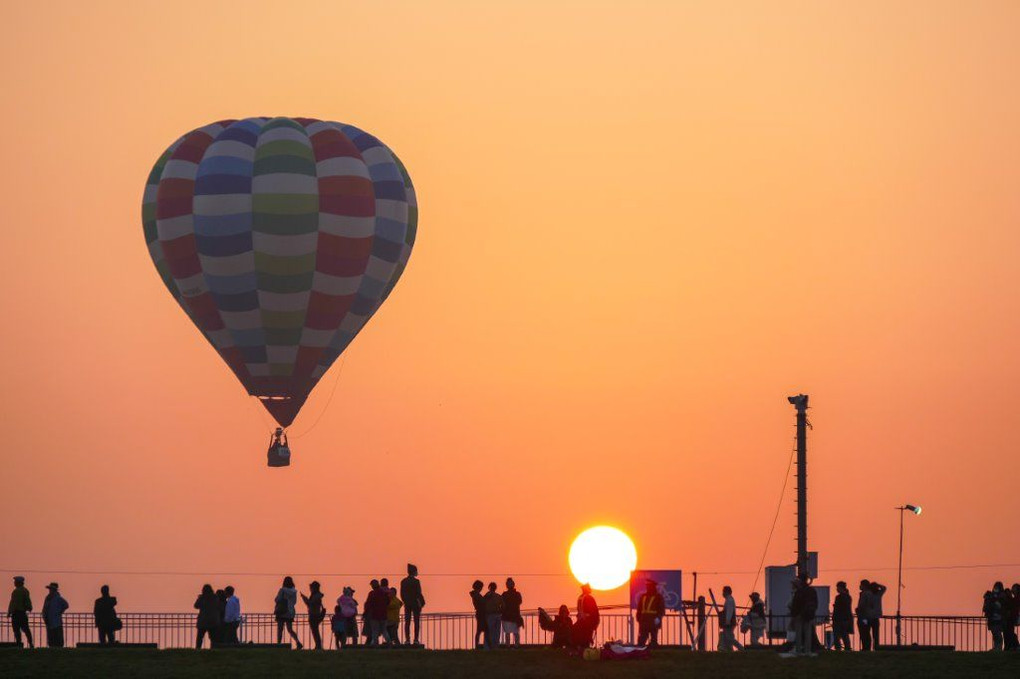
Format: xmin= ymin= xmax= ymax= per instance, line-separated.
xmin=289 ymin=357 xmax=346 ymax=440
xmin=247 ymin=391 xmax=278 ymax=433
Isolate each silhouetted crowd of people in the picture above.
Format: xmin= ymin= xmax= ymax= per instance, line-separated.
xmin=6 ymin=576 xmax=121 ymax=649
xmin=983 ymin=582 xmax=1020 ymax=651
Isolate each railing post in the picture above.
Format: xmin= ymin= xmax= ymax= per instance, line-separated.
xmin=697 ymin=596 xmax=707 ymax=652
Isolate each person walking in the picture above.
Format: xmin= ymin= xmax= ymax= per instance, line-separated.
xmin=364 ymin=579 xmax=391 ymax=646
xmin=334 ymin=586 xmax=359 ymax=648
xmin=194 ymin=584 xmax=221 ymax=649
xmin=386 ymin=587 xmax=403 ymax=644
xmin=94 ymin=585 xmax=120 ymax=646
xmin=573 ymin=584 xmax=600 ymax=648
xmin=400 ymin=564 xmax=425 ymax=647
xmin=501 ymin=578 xmax=524 ymax=647
xmin=636 ymin=579 xmax=665 ymax=647
xmin=470 ymin=580 xmax=486 ymax=649
xmin=869 ymin=581 xmax=887 ymax=650
xmin=832 ymin=581 xmax=854 ymax=651
xmin=483 ymin=582 xmax=503 ymax=650
xmin=41 ymin=583 xmax=69 ymax=648
xmin=274 ymin=577 xmax=303 ymax=648
xmin=744 ymin=592 xmax=767 ymax=646
xmin=223 ymin=586 xmax=241 ymax=644
xmin=984 ymin=584 xmax=1005 ymax=651
xmin=302 ymin=581 xmax=326 ymax=650
xmin=855 ymin=580 xmax=874 ymax=651
xmin=7 ymin=576 xmax=34 ymax=649
xmin=717 ymin=585 xmax=741 ymax=651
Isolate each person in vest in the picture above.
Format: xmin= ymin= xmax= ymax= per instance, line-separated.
xmin=94 ymin=585 xmax=120 ymax=646
xmin=717 ymin=585 xmax=741 ymax=651
xmin=831 ymin=581 xmax=854 ymax=651
xmin=400 ymin=564 xmax=425 ymax=647
xmin=7 ymin=575 xmax=33 ymax=648
xmin=386 ymin=588 xmax=403 ymax=645
xmin=744 ymin=592 xmax=767 ymax=646
xmin=573 ymin=584 xmax=600 ymax=648
xmin=42 ymin=582 xmax=69 ymax=648
xmin=855 ymin=580 xmax=874 ymax=651
xmin=501 ymin=578 xmax=524 ymax=646
xmin=636 ymin=579 xmax=665 ymax=647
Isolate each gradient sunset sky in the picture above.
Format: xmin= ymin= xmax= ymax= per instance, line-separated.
xmin=1 ymin=1 xmax=1018 ymax=615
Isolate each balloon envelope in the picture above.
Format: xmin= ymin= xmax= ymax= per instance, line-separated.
xmin=142 ymin=117 xmax=417 ymax=426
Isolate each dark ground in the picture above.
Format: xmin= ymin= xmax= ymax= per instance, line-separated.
xmin=1 ymin=647 xmax=1018 ymax=678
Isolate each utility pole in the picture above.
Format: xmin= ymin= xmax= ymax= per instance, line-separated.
xmin=788 ymin=394 xmax=809 ymax=579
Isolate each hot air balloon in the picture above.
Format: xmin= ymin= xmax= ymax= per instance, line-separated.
xmin=142 ymin=117 xmax=417 ymax=465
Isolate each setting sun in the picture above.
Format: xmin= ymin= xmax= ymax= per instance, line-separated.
xmin=568 ymin=526 xmax=638 ymax=591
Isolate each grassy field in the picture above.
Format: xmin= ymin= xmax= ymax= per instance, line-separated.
xmin=1 ymin=648 xmax=1017 ymax=678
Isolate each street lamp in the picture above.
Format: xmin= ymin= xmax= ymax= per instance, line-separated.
xmin=895 ymin=504 xmax=922 ymax=646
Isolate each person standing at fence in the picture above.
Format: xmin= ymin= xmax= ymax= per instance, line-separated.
xmin=984 ymin=584 xmax=1005 ymax=651
xmin=301 ymin=581 xmax=326 ymax=650
xmin=365 ymin=579 xmax=391 ymax=646
xmin=831 ymin=581 xmax=853 ymax=651
xmin=744 ymin=592 xmax=767 ymax=646
xmin=470 ymin=580 xmax=486 ymax=649
xmin=42 ymin=582 xmax=68 ymax=648
xmin=869 ymin=581 xmax=887 ymax=650
xmin=386 ymin=587 xmax=403 ymax=644
xmin=1001 ymin=583 xmax=1018 ymax=651
xmin=223 ymin=586 xmax=241 ymax=644
xmin=636 ymin=579 xmax=665 ymax=647
xmin=94 ymin=585 xmax=120 ymax=646
xmin=335 ymin=586 xmax=359 ymax=648
xmin=782 ymin=576 xmax=817 ymax=658
xmin=274 ymin=576 xmax=303 ymax=649
xmin=7 ymin=575 xmax=34 ymax=649
xmin=855 ymin=580 xmax=874 ymax=651
xmin=194 ymin=584 xmax=221 ymax=649
xmin=501 ymin=578 xmax=524 ymax=647
xmin=483 ymin=582 xmax=503 ymax=649
xmin=573 ymin=584 xmax=600 ymax=648
xmin=400 ymin=564 xmax=425 ymax=647
xmin=214 ymin=589 xmax=227 ymax=643
xmin=717 ymin=585 xmax=741 ymax=651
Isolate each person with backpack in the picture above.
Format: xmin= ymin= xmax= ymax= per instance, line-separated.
xmin=194 ymin=584 xmax=221 ymax=649
xmin=302 ymin=581 xmax=326 ymax=650
xmin=41 ymin=582 xmax=69 ymax=648
xmin=832 ymin=581 xmax=854 ymax=651
xmin=94 ymin=585 xmax=120 ymax=646
xmin=501 ymin=578 xmax=524 ymax=647
xmin=743 ymin=592 xmax=767 ymax=646
xmin=483 ymin=582 xmax=503 ymax=649
xmin=274 ymin=576 xmax=303 ymax=648
xmin=333 ymin=586 xmax=359 ymax=648
xmin=400 ymin=564 xmax=425 ymax=647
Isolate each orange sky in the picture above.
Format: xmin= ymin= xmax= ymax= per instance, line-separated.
xmin=1 ymin=1 xmax=1018 ymax=616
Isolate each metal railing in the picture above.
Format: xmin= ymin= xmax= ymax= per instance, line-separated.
xmin=0 ymin=611 xmax=999 ymax=651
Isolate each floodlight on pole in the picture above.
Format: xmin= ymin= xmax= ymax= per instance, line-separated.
xmin=895 ymin=503 xmax=922 ymax=646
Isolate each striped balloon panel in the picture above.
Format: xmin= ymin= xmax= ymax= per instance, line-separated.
xmin=142 ymin=117 xmax=416 ymax=427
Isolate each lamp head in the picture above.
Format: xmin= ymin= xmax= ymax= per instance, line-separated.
xmin=905 ymin=504 xmax=922 ymax=515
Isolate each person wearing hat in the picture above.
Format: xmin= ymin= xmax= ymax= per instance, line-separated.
xmin=94 ymin=585 xmax=120 ymax=646
xmin=400 ymin=564 xmax=425 ymax=647
xmin=42 ymin=582 xmax=69 ymax=648
xmin=334 ymin=586 xmax=359 ymax=648
xmin=7 ymin=576 xmax=34 ymax=648
xmin=301 ymin=581 xmax=326 ymax=650
xmin=744 ymin=592 xmax=767 ymax=646
xmin=636 ymin=579 xmax=665 ymax=647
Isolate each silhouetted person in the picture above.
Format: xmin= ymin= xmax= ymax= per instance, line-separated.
xmin=7 ymin=575 xmax=33 ymax=648
xmin=785 ymin=576 xmax=817 ymax=657
xmin=42 ymin=582 xmax=68 ymax=648
xmin=194 ymin=584 xmax=221 ymax=649
xmin=745 ymin=592 xmax=767 ymax=646
xmin=387 ymin=587 xmax=403 ymax=644
xmin=400 ymin=564 xmax=425 ymax=646
xmin=334 ymin=586 xmax=359 ymax=648
xmin=223 ymin=586 xmax=241 ymax=644
xmin=869 ymin=581 xmax=887 ymax=650
xmin=274 ymin=576 xmax=303 ymax=648
xmin=984 ymin=583 xmax=1005 ymax=651
xmin=214 ymin=588 xmax=227 ymax=643
xmin=302 ymin=581 xmax=326 ymax=650
xmin=550 ymin=605 xmax=574 ymax=647
xmin=573 ymin=584 xmax=600 ymax=648
xmin=365 ymin=579 xmax=391 ymax=646
xmin=501 ymin=578 xmax=523 ymax=646
xmin=94 ymin=585 xmax=119 ymax=646
xmin=855 ymin=579 xmax=874 ymax=651
xmin=637 ymin=579 xmax=665 ymax=647
xmin=832 ymin=581 xmax=853 ymax=651
xmin=1002 ymin=583 xmax=1019 ymax=651
xmin=470 ymin=580 xmax=485 ymax=648
xmin=483 ymin=582 xmax=503 ymax=649
xmin=718 ymin=585 xmax=741 ymax=651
